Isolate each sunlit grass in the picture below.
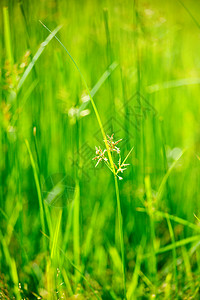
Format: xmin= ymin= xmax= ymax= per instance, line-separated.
xmin=1 ymin=0 xmax=200 ymax=299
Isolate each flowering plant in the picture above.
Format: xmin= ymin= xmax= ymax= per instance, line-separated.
xmin=93 ymin=134 xmax=133 ymax=180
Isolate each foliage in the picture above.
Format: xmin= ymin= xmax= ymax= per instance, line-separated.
xmin=0 ymin=0 xmax=200 ymax=299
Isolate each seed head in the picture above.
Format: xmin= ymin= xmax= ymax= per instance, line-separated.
xmin=93 ymin=133 xmax=133 ymax=180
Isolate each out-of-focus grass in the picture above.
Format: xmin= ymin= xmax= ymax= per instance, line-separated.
xmin=0 ymin=0 xmax=200 ymax=299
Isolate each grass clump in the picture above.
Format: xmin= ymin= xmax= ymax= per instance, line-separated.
xmin=1 ymin=0 xmax=200 ymax=299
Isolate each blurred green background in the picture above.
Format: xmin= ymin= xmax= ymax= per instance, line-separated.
xmin=0 ymin=0 xmax=200 ymax=299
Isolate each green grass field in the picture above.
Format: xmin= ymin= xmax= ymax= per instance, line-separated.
xmin=1 ymin=0 xmax=200 ymax=299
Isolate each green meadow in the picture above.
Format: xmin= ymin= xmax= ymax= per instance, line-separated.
xmin=1 ymin=0 xmax=200 ymax=298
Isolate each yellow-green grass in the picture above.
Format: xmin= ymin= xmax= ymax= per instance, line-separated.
xmin=0 ymin=0 xmax=200 ymax=299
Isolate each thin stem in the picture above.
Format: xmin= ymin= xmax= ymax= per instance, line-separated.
xmin=114 ymin=175 xmax=126 ymax=299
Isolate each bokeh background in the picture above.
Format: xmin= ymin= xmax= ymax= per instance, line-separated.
xmin=0 ymin=0 xmax=200 ymax=298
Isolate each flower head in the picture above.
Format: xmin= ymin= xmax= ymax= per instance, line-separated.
xmin=93 ymin=133 xmax=133 ymax=180
xmin=93 ymin=146 xmax=108 ymax=167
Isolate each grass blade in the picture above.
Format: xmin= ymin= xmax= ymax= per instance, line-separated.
xmin=137 ymin=208 xmax=200 ymax=232
xmin=156 ymin=148 xmax=186 ymax=202
xmin=3 ymin=7 xmax=13 ymax=66
xmin=127 ymin=243 xmax=143 ymax=300
xmin=166 ymin=215 xmax=178 ymax=293
xmin=17 ymin=25 xmax=62 ymax=91
xmin=143 ymin=235 xmax=200 ymax=258
xmin=145 ymin=175 xmax=157 ymax=285
xmin=25 ymin=139 xmax=45 ymax=238
xmin=50 ymin=209 xmax=62 ymax=260
xmin=73 ymin=181 xmax=80 ymax=281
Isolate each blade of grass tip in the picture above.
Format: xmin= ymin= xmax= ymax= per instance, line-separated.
xmin=40 ymin=21 xmax=127 ymax=297
xmin=3 ymin=7 xmax=13 ymax=66
xmin=121 ymin=147 xmax=134 ymax=166
xmin=156 ymin=148 xmax=187 ymax=202
xmin=41 ymin=231 xmax=101 ymax=300
xmin=157 ymin=210 xmax=200 ymax=232
xmin=17 ymin=24 xmax=62 ymax=92
xmin=144 ymin=175 xmax=157 ymax=287
xmin=25 ymin=139 xmax=46 ymax=243
xmin=166 ymin=215 xmax=178 ymax=294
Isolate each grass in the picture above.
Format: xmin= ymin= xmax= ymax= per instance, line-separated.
xmin=1 ymin=0 xmax=200 ymax=299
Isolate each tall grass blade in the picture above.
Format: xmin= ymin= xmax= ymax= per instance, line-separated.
xmin=143 ymin=235 xmax=200 ymax=258
xmin=3 ymin=7 xmax=13 ymax=66
xmin=137 ymin=208 xmax=200 ymax=232
xmin=144 ymin=175 xmax=157 ymax=286
xmin=156 ymin=148 xmax=186 ymax=202
xmin=50 ymin=209 xmax=62 ymax=260
xmin=127 ymin=243 xmax=143 ymax=300
xmin=25 ymin=139 xmax=46 ymax=239
xmin=17 ymin=25 xmax=62 ymax=91
xmin=166 ymin=215 xmax=178 ymax=293
xmin=73 ymin=181 xmax=80 ymax=281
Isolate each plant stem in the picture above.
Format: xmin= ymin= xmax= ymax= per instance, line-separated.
xmin=114 ymin=175 xmax=126 ymax=299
